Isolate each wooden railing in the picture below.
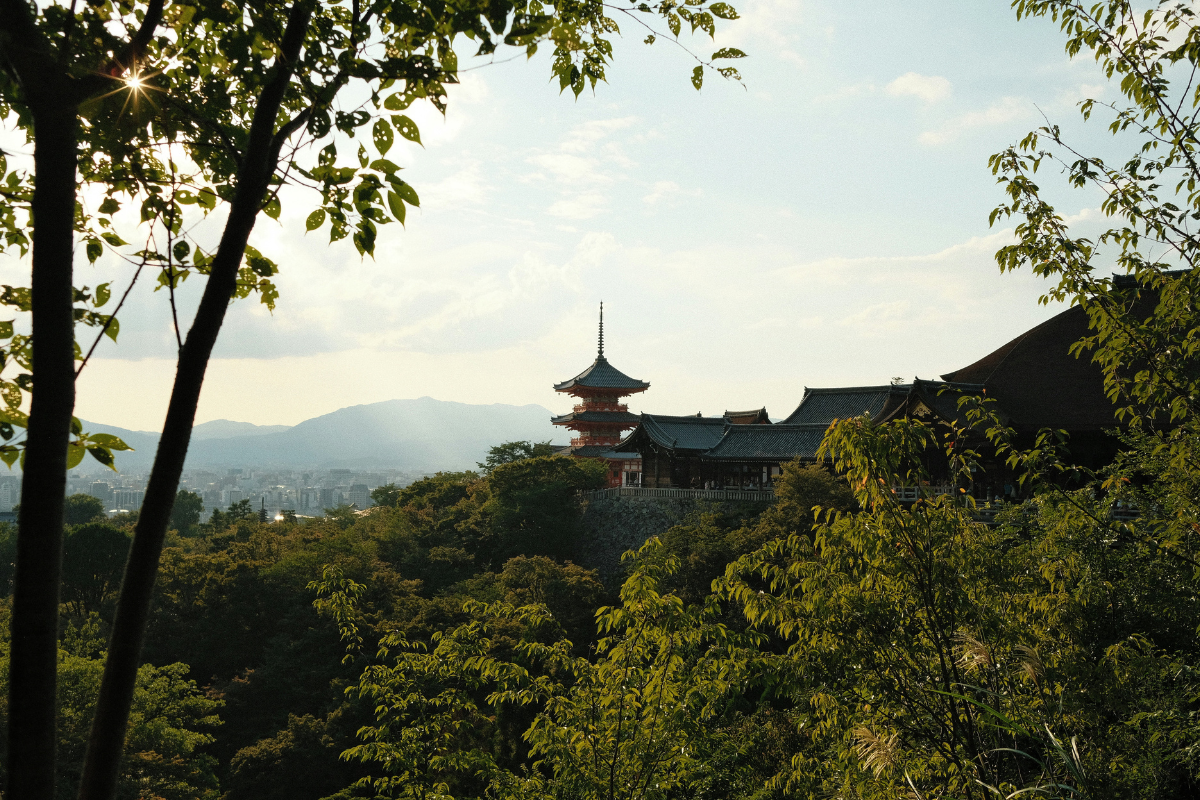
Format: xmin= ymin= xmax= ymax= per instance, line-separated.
xmin=891 ymin=485 xmax=956 ymax=501
xmin=573 ymin=402 xmax=628 ymax=413
xmin=580 ymin=487 xmax=775 ymax=502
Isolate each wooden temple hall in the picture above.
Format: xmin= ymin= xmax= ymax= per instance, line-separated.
xmin=553 ymin=301 xmax=1124 ymax=494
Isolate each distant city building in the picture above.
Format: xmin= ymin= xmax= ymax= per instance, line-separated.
xmin=0 ymin=483 xmax=15 ymax=513
xmin=347 ymin=483 xmax=371 ymax=508
xmin=111 ymin=489 xmax=144 ymax=511
xmin=90 ymin=481 xmax=111 ymax=504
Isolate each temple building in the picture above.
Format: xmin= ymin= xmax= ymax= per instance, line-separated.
xmin=552 ymin=304 xmax=649 ymax=487
xmin=609 ymin=300 xmax=1124 ymax=496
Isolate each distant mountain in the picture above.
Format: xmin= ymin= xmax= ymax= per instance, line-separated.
xmin=80 ymin=396 xmax=564 ymax=473
xmin=192 ymin=419 xmax=292 ymax=440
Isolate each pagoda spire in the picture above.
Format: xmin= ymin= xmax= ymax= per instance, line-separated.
xmin=598 ymin=301 xmax=604 ymax=358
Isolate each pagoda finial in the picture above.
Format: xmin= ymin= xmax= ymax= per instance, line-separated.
xmin=598 ymin=301 xmax=604 ymax=358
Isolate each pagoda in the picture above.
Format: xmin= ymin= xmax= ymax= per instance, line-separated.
xmin=552 ymin=304 xmax=649 ymax=486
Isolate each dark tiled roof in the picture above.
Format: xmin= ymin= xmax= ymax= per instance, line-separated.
xmin=565 ymin=444 xmax=634 ymax=459
xmin=617 ymin=414 xmax=728 ymax=453
xmin=554 ymin=356 xmax=650 ymax=392
xmin=723 ymin=408 xmax=771 ymax=424
xmin=940 ymin=304 xmax=1120 ymax=431
xmin=550 ymin=410 xmax=641 ymax=425
xmin=876 ymin=380 xmax=987 ymax=427
xmin=703 ymin=424 xmax=827 ymax=461
xmin=782 ymin=385 xmax=909 ymax=425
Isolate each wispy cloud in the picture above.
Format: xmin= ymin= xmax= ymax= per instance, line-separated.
xmin=886 ymin=72 xmax=952 ymax=103
xmin=919 ymin=96 xmax=1031 ymax=145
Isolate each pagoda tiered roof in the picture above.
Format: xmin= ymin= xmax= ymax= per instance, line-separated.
xmin=553 ymin=356 xmax=650 ymax=393
xmin=550 ymin=410 xmax=642 ymax=425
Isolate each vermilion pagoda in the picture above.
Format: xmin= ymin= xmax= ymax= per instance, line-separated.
xmin=552 ymin=304 xmax=648 ymax=487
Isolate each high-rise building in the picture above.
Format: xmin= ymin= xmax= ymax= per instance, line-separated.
xmin=89 ymin=481 xmax=111 ymax=504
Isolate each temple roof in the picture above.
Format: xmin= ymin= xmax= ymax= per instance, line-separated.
xmin=723 ymin=408 xmax=771 ymax=425
xmin=563 ymin=444 xmax=634 ymax=459
xmin=875 ymin=380 xmax=988 ymax=427
xmin=782 ymin=385 xmax=909 ymax=425
xmin=939 ymin=304 xmax=1120 ymax=431
xmin=615 ymin=414 xmax=727 ymax=452
xmin=703 ymin=424 xmax=827 ymax=461
xmin=553 ymin=356 xmax=650 ymax=393
xmin=553 ymin=303 xmax=650 ymax=393
xmin=550 ymin=410 xmax=642 ymax=425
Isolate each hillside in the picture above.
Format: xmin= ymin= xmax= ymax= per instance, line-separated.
xmin=81 ymin=397 xmax=563 ymax=473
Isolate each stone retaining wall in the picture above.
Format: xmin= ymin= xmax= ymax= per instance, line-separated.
xmin=575 ymin=495 xmax=770 ymax=582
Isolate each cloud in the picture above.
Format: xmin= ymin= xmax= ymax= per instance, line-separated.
xmin=918 ymin=96 xmax=1031 ymax=145
xmin=525 ymin=116 xmax=640 ymax=220
xmin=886 ymin=72 xmax=952 ymax=103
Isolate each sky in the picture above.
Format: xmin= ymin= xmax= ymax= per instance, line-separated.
xmin=31 ymin=1 xmax=1133 ymax=433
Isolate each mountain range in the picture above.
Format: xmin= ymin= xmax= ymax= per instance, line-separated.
xmin=80 ymin=397 xmax=564 ymax=473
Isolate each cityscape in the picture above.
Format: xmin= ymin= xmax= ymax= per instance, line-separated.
xmin=63 ymin=467 xmax=427 ymax=521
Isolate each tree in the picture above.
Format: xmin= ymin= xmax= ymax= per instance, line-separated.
xmin=0 ymin=1 xmax=745 ymax=796
xmin=64 ymin=494 xmax=107 ymax=527
xmin=477 ymin=455 xmax=607 ymax=564
xmin=169 ymin=490 xmax=204 ymax=536
xmin=62 ymin=523 xmax=131 ymax=618
xmin=326 ymin=541 xmax=755 ymax=800
xmin=370 ymin=483 xmax=403 ymax=509
xmin=478 ymin=440 xmax=557 ymax=473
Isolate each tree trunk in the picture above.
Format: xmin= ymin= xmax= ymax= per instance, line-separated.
xmin=8 ymin=100 xmax=80 ymax=800
xmin=77 ymin=7 xmax=314 ymax=798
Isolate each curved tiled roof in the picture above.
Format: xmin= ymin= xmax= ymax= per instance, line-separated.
xmin=782 ymin=385 xmax=909 ymax=425
xmin=703 ymin=424 xmax=828 ymax=461
xmin=550 ymin=410 xmax=641 ymax=425
xmin=617 ymin=414 xmax=727 ymax=452
xmin=940 ymin=305 xmax=1119 ymax=431
xmin=553 ymin=356 xmax=650 ymax=393
xmin=723 ymin=408 xmax=771 ymax=424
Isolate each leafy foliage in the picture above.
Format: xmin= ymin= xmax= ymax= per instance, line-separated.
xmin=478 ymin=440 xmax=557 ymax=473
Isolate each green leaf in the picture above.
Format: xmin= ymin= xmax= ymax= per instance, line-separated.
xmin=197 ymin=188 xmax=218 ymax=210
xmin=95 ymin=283 xmax=111 ymax=307
xmin=373 ymin=119 xmax=394 ymax=156
xmin=87 ymin=433 xmax=133 ymax=451
xmin=711 ymin=47 xmax=746 ymax=59
xmin=396 ymin=182 xmax=420 ymax=207
xmin=387 ymin=191 xmax=406 ymax=225
xmin=370 ymin=159 xmax=401 ymax=174
xmin=391 ymin=115 xmax=422 ymax=145
xmin=103 ymin=318 xmax=119 ymax=342
xmin=0 ymin=448 xmax=18 ymax=468
xmin=263 ymin=195 xmax=281 ymax=220
xmin=709 ymin=2 xmax=739 ymax=18
xmin=86 ymin=238 xmax=103 ymax=264
xmin=100 ymin=232 xmax=127 ymax=247
xmin=98 ymin=197 xmax=121 ymax=214
xmin=384 ymin=88 xmax=418 ymax=111
xmin=306 ymin=209 xmax=327 ymax=231
xmin=691 ymin=65 xmax=704 ymax=90
xmin=66 ymin=442 xmax=85 ymax=470
xmin=88 ymin=447 xmax=115 ymax=469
